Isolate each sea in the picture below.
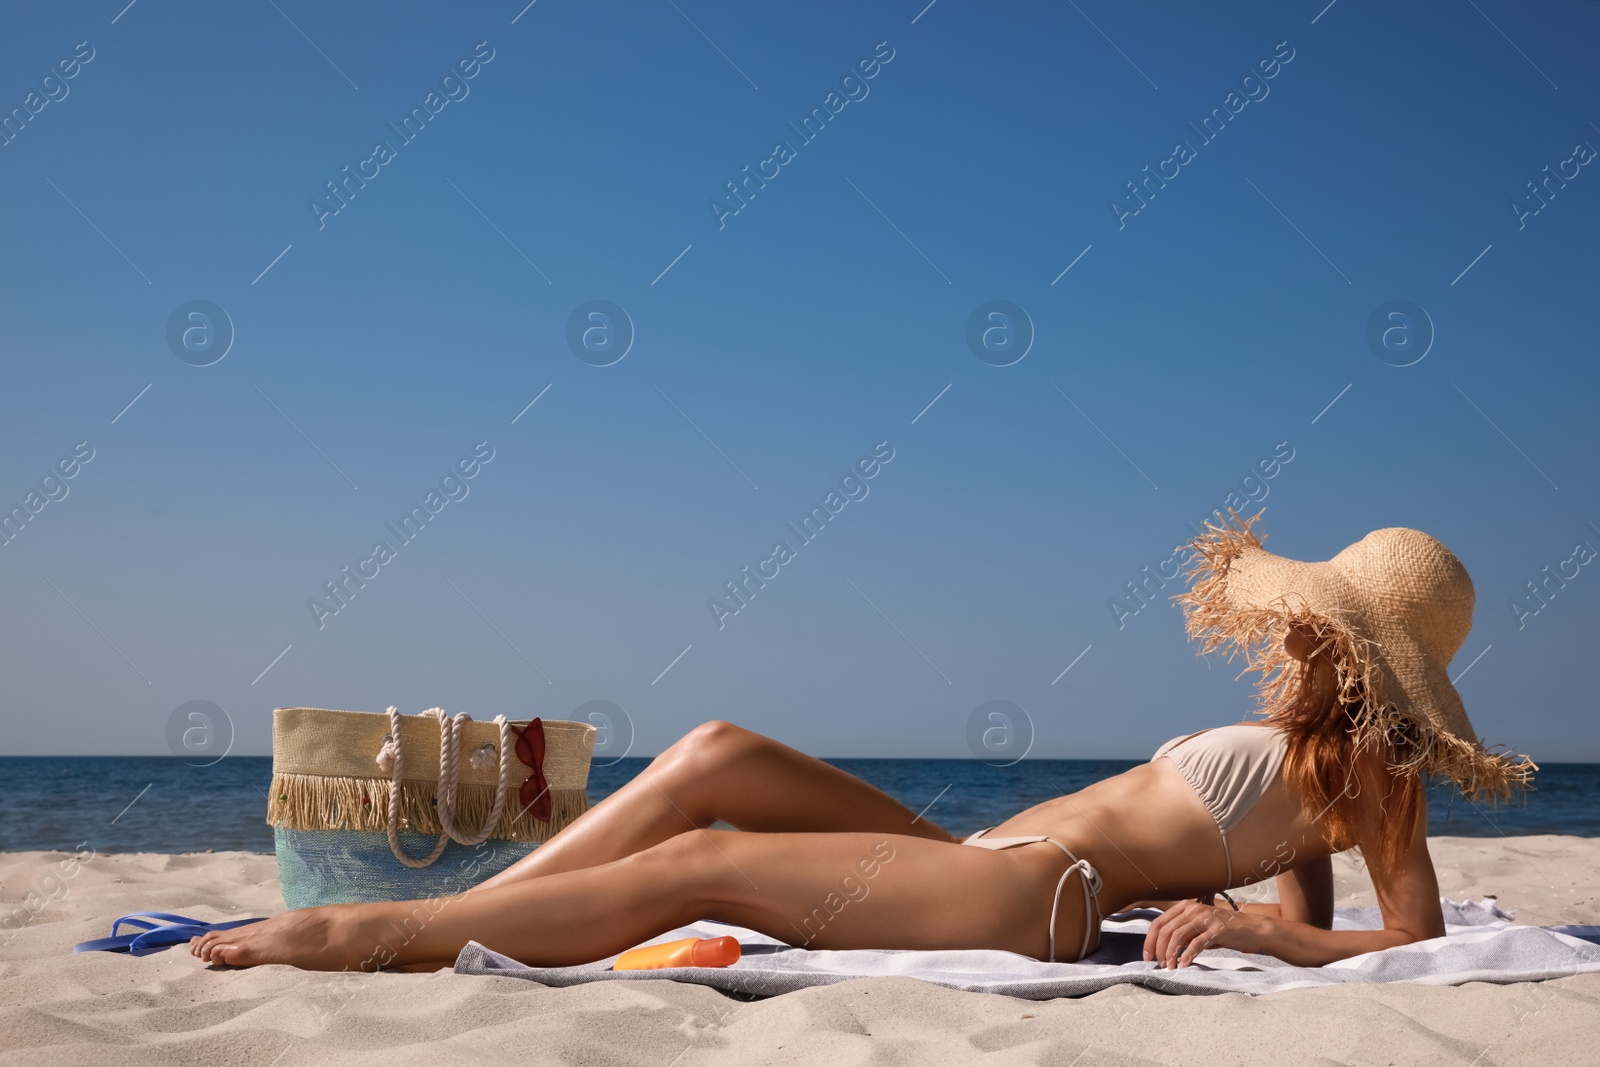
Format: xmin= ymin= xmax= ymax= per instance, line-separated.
xmin=2 ymin=756 xmax=1595 ymax=855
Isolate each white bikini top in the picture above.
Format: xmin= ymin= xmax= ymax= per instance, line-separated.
xmin=1152 ymin=724 xmax=1289 ymax=885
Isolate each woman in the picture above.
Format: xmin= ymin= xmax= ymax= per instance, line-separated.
xmin=193 ymin=513 xmax=1532 ymax=971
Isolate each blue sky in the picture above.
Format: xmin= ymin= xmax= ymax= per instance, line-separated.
xmin=1 ymin=0 xmax=1596 ymax=763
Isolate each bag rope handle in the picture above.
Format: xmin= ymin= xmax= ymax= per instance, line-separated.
xmin=376 ymin=705 xmax=519 ymax=868
xmin=427 ymin=708 xmax=517 ymax=848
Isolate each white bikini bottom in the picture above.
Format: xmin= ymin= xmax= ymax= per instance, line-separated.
xmin=963 ymin=827 xmax=1104 ymax=962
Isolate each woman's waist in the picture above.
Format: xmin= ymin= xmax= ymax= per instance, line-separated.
xmin=983 ymin=764 xmax=1214 ymax=848
xmin=977 ymin=782 xmax=1240 ymax=894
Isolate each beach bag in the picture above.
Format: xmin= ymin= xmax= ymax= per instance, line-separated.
xmin=267 ymin=706 xmax=596 ymax=908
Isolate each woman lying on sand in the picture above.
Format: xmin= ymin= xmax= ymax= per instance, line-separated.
xmin=192 ymin=513 xmax=1532 ymax=972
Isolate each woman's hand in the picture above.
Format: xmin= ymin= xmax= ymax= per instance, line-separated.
xmin=1142 ymin=900 xmax=1270 ymax=968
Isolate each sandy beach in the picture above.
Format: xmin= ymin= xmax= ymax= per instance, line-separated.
xmin=2 ymin=836 xmax=1596 ymax=1066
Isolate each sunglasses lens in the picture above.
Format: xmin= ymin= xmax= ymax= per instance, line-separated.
xmin=514 ymin=720 xmax=546 ymax=767
xmin=513 ymin=720 xmax=552 ymax=821
xmin=520 ymin=773 xmax=551 ymax=821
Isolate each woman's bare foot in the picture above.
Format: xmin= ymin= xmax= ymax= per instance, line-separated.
xmin=189 ymin=905 xmax=394 ymax=970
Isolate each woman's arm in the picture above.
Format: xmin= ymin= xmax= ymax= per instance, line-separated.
xmin=1145 ymin=794 xmax=1444 ymax=968
xmin=1261 ymin=854 xmax=1334 ymax=926
xmin=1125 ymin=854 xmax=1333 ymax=923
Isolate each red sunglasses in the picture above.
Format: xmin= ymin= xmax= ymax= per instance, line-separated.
xmin=514 ymin=718 xmax=551 ymax=822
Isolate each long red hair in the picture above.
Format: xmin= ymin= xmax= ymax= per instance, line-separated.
xmin=1271 ymin=645 xmax=1423 ymax=876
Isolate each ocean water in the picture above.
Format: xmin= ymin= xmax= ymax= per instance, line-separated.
xmin=1 ymin=756 xmax=1595 ymax=855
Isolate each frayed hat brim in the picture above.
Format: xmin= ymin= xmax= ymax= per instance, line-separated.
xmin=1174 ymin=509 xmax=1534 ymax=800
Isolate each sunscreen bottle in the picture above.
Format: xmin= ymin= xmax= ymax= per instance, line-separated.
xmin=613 ymin=936 xmax=741 ymax=971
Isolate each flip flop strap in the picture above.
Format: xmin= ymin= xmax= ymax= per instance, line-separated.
xmin=111 ymin=912 xmax=206 ymax=935
xmin=127 ymin=925 xmax=206 ymax=953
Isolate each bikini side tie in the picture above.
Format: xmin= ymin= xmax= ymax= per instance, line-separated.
xmin=1045 ymin=846 xmax=1104 ymax=963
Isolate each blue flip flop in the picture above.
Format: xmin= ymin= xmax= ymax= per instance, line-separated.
xmin=73 ymin=912 xmax=268 ymax=956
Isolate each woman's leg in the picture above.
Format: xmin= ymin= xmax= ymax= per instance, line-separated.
xmin=477 ymin=721 xmax=955 ymax=889
xmin=192 ymin=828 xmax=1080 ymax=969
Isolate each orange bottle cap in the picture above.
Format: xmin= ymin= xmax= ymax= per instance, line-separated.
xmin=689 ymin=936 xmax=741 ymax=968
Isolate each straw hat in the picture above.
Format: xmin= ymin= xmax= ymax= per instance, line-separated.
xmin=1175 ymin=509 xmax=1533 ymax=799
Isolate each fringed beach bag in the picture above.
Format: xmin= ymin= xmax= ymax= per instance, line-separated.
xmin=267 ymin=706 xmax=596 ymax=908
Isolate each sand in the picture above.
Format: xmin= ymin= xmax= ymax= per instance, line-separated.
xmin=2 ymin=837 xmax=1596 ymax=1066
